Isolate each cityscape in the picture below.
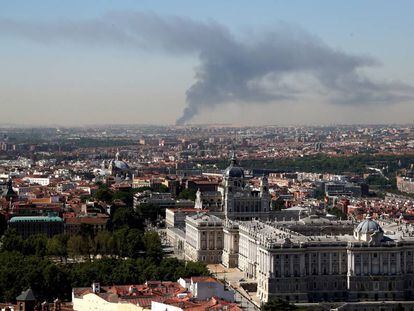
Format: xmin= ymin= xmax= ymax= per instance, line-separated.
xmin=1 ymin=1 xmax=414 ymax=311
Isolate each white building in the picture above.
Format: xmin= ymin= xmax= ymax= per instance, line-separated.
xmin=225 ymin=215 xmax=414 ymax=304
xmin=184 ymin=213 xmax=223 ymax=263
xmin=22 ymin=176 xmax=50 ymax=186
xmin=177 ymin=276 xmax=234 ymax=301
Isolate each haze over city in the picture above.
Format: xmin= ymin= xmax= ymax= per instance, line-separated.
xmin=1 ymin=0 xmax=414 ymax=126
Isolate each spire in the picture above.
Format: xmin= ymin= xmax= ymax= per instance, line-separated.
xmin=115 ymin=149 xmax=120 ymax=161
xmin=229 ymin=151 xmax=237 ymax=166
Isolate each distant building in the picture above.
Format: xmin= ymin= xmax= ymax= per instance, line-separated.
xmin=325 ymin=182 xmax=367 ymax=199
xmin=186 ymin=179 xmax=218 ymax=192
xmin=133 ymin=191 xmax=193 ymax=210
xmin=64 ymin=214 xmax=109 ymax=236
xmin=96 ymin=150 xmax=132 ymax=179
xmin=397 ymin=176 xmax=414 ymax=194
xmin=194 ymin=189 xmax=222 ymax=211
xmin=108 ymin=151 xmax=132 ymax=178
xmin=22 ymin=176 xmax=50 ymax=186
xmin=8 ymin=215 xmax=64 ymax=238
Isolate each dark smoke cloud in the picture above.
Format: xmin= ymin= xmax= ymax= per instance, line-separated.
xmin=0 ymin=12 xmax=412 ymax=124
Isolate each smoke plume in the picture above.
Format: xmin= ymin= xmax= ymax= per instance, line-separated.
xmin=0 ymin=12 xmax=412 ymax=125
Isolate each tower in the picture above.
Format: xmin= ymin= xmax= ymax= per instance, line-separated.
xmin=260 ymin=175 xmax=270 ymax=216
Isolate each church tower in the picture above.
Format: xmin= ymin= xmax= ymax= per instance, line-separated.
xmin=221 ymin=153 xmax=271 ymax=220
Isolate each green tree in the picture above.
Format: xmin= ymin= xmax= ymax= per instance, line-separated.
xmin=46 ymin=234 xmax=68 ymax=262
xmin=93 ymin=230 xmax=115 ymax=258
xmin=0 ymin=213 xmax=7 ymax=236
xmin=110 ymin=207 xmax=142 ymax=231
xmin=178 ymin=188 xmax=197 ymax=201
xmin=183 ymin=261 xmax=211 ymax=277
xmin=143 ymin=231 xmax=163 ymax=261
xmin=0 ymin=228 xmax=24 ymax=253
xmin=95 ymin=188 xmax=113 ymax=202
xmin=67 ymin=235 xmax=92 ymax=260
xmin=24 ymin=234 xmax=48 ymax=258
xmin=126 ymin=229 xmax=144 ymax=258
xmin=135 ymin=203 xmax=161 ymax=222
xmin=79 ymin=223 xmax=95 ymax=238
xmin=113 ymin=227 xmax=130 ymax=258
xmin=158 ymin=184 xmax=170 ymax=193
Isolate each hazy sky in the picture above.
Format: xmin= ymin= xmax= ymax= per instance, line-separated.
xmin=1 ymin=0 xmax=414 ymax=126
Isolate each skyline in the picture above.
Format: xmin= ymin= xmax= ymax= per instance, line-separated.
xmin=1 ymin=1 xmax=414 ymax=126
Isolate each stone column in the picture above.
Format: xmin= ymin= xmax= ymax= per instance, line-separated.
xmin=308 ymin=253 xmax=312 ymax=275
xmin=360 ymin=254 xmax=364 ymax=276
xmin=396 ymin=252 xmax=401 ymax=274
xmin=404 ymin=251 xmax=407 ymax=274
xmin=329 ymin=253 xmax=333 ymax=275
xmin=388 ymin=253 xmax=391 ymax=276
xmin=369 ymin=253 xmax=372 ymax=275
xmin=339 ymin=252 xmax=342 ymax=275
xmin=380 ymin=253 xmax=383 ymax=275
xmin=300 ymin=254 xmax=306 ymax=276
xmin=318 ymin=253 xmax=321 ymax=275
xmin=270 ymin=253 xmax=274 ymax=277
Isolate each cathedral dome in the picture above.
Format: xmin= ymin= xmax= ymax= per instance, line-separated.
xmin=355 ymin=215 xmax=383 ymax=234
xmin=224 ymin=153 xmax=244 ymax=178
xmin=111 ymin=160 xmax=130 ymax=170
xmin=108 ymin=150 xmax=132 ymax=177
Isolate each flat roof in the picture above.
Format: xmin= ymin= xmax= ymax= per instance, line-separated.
xmin=9 ymin=216 xmax=63 ymax=223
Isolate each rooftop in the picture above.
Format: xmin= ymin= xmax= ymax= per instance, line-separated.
xmin=9 ymin=215 xmax=63 ymax=223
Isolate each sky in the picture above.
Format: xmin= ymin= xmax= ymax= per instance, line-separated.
xmin=0 ymin=0 xmax=414 ymax=126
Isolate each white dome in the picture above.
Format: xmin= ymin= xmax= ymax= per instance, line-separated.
xmin=355 ymin=216 xmax=383 ymax=234
xmin=112 ymin=160 xmax=130 ymax=170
